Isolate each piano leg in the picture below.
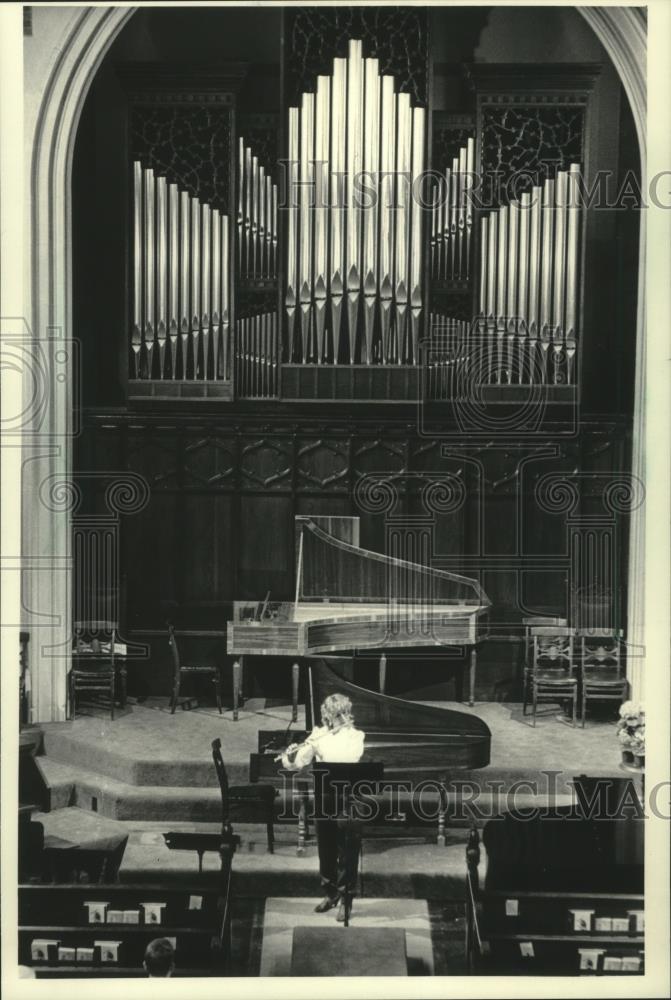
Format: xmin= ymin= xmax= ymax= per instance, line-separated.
xmin=378 ymin=653 xmax=387 ymax=694
xmin=437 ymin=782 xmax=448 ymax=846
xmin=232 ymin=658 xmax=243 ymax=721
xmin=291 ymin=662 xmax=300 ymax=723
xmin=469 ymin=649 xmax=477 ymax=707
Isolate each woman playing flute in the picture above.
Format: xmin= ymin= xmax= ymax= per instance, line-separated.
xmin=279 ymin=693 xmax=365 ymax=920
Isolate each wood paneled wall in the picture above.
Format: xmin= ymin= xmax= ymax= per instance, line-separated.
xmin=74 ymin=409 xmax=631 ymax=700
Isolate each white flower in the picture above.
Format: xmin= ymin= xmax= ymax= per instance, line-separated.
xmin=619 ymin=701 xmax=644 ymax=721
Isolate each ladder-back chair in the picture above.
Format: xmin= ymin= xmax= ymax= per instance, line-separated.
xmin=529 ymin=625 xmax=577 ymax=726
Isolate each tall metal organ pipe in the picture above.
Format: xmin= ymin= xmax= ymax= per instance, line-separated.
xmin=284 ymin=39 xmax=427 ymax=366
xmin=132 ymin=162 xmax=230 ymax=380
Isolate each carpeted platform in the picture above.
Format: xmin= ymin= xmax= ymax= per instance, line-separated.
xmin=37 ymin=697 xmax=622 ymax=823
xmin=33 ymin=806 xmax=129 ymax=851
xmin=260 ymin=897 xmax=434 ymax=976
xmin=118 ymin=820 xmax=473 ymax=900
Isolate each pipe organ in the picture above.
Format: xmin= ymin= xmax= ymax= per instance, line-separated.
xmin=237 ymin=138 xmax=279 ymax=280
xmin=132 ymin=162 xmax=231 ymax=381
xmin=426 ymin=313 xmax=469 ymax=401
xmin=430 ymin=139 xmax=475 ymax=282
xmin=284 ymin=40 xmax=427 ymax=368
xmin=235 ymin=311 xmax=279 ymax=398
xmin=123 ymin=44 xmax=594 ymax=403
xmin=475 ymin=165 xmax=582 ymax=386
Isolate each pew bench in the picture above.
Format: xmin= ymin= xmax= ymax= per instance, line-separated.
xmin=19 ymin=877 xmax=235 ymax=978
xmin=465 ymin=804 xmax=644 ymax=976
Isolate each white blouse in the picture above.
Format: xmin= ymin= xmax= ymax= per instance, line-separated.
xmin=283 ymin=724 xmax=365 ymax=770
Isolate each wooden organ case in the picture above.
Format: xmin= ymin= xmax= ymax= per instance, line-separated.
xmin=121 ymin=12 xmax=597 ymax=411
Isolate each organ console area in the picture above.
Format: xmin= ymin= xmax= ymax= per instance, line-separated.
xmin=123 ymin=12 xmax=597 ymax=405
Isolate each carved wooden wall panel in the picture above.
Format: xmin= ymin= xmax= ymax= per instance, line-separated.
xmin=80 ymin=415 xmax=629 ymax=642
xmin=182 ymin=436 xmax=236 ymax=489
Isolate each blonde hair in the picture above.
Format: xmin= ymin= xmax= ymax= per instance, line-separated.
xmin=321 ymin=693 xmax=354 ymax=729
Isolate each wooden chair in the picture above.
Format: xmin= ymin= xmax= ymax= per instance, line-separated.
xmin=578 ymin=629 xmax=627 ymax=727
xmin=521 ymin=615 xmax=568 ymax=715
xmin=70 ymin=621 xmax=117 ymax=720
xmin=529 ymin=625 xmax=577 ymax=726
xmin=212 ymin=738 xmax=276 ymax=853
xmin=168 ymin=624 xmax=223 ymax=714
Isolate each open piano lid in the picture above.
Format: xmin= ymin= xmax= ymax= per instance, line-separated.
xmin=296 ymin=515 xmax=491 ymax=608
xmin=306 ymin=658 xmax=491 ymax=771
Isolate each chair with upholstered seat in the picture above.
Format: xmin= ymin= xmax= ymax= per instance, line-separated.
xmin=529 ymin=625 xmax=577 ymax=726
xmin=169 ymin=624 xmax=223 ymax=714
xmin=578 ymin=629 xmax=627 ymax=726
xmin=212 ymin=738 xmax=276 ymax=853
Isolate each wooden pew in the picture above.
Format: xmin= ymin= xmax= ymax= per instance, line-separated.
xmin=465 ymin=805 xmax=644 ymax=976
xmin=19 ymin=862 xmax=236 ymax=977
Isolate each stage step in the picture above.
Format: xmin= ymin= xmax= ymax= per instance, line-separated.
xmin=35 ymin=757 xmax=76 ymax=810
xmin=40 ymin=705 xmax=258 ymax=787
xmin=40 ymin=721 xmax=594 ymax=798
xmin=37 ymin=756 xmax=575 ymax=825
xmin=36 ymin=701 xmax=620 ymax=827
xmin=38 ymin=757 xmax=224 ymax=822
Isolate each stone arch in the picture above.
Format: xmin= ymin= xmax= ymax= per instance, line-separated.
xmin=25 ymin=6 xmax=647 ymax=719
xmin=26 ymin=7 xmax=137 ymax=721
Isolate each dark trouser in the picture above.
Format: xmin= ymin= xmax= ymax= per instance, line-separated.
xmin=315 ymin=818 xmax=361 ymax=899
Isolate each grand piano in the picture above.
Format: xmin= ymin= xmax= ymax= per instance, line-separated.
xmin=227 ymin=515 xmax=491 ymax=766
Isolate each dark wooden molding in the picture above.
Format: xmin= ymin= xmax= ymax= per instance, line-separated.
xmin=116 ymin=61 xmax=250 ymax=97
xmin=465 ymin=62 xmax=603 ymax=97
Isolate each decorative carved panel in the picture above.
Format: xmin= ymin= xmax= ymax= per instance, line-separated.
xmin=480 ymin=105 xmax=585 ymax=193
xmin=285 ymin=6 xmax=428 ymax=106
xmin=183 ymin=436 xmax=235 ymax=488
xmin=240 ymin=437 xmax=292 ymax=490
xmin=469 ymin=64 xmax=599 ymax=204
xmin=131 ymin=104 xmax=232 ymax=212
xmin=297 ymin=438 xmax=349 ymax=491
xmin=353 ymin=438 xmax=408 ymax=477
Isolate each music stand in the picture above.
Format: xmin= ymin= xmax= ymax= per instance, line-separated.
xmin=311 ymin=761 xmax=385 ymax=927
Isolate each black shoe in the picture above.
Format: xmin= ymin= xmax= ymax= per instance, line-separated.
xmin=336 ymin=898 xmax=351 ymax=922
xmin=314 ymin=895 xmax=339 ymax=913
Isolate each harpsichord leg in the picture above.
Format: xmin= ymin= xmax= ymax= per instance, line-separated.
xmin=232 ymin=657 xmax=243 ymax=722
xmin=379 ymin=653 xmax=387 ymax=695
xmin=469 ymin=648 xmax=477 ymax=707
xmin=291 ymin=662 xmax=300 ymax=723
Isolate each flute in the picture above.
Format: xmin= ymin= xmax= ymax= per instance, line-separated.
xmin=274 ymin=720 xmax=353 ymax=762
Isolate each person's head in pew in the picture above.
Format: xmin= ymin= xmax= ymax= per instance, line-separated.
xmin=143 ymin=937 xmax=175 ymax=977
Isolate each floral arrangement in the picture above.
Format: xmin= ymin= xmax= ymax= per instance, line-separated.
xmin=617 ymin=701 xmax=645 ymax=756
